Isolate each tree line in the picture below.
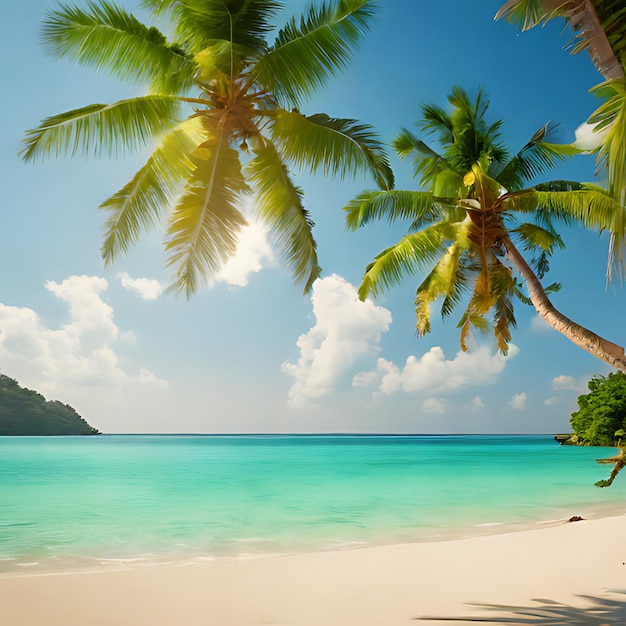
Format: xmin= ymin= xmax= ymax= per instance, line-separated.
xmin=0 ymin=374 xmax=99 ymax=436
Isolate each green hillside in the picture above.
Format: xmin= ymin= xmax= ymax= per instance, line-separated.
xmin=0 ymin=374 xmax=99 ymax=435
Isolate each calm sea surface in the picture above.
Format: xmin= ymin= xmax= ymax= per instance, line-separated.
xmin=1 ymin=434 xmax=625 ymax=574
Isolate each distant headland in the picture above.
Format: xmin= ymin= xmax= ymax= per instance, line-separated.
xmin=0 ymin=374 xmax=99 ymax=436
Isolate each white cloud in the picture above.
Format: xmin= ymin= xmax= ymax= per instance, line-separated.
xmin=510 ymin=392 xmax=527 ymax=410
xmin=118 ymin=272 xmax=163 ymax=300
xmin=212 ymin=219 xmax=275 ymax=287
xmin=552 ymin=374 xmax=584 ymax=391
xmin=422 ymin=398 xmax=446 ymax=414
xmin=0 ymin=275 xmax=166 ymax=398
xmin=138 ymin=368 xmax=168 ymax=388
xmin=574 ymin=121 xmax=608 ymax=152
xmin=544 ymin=396 xmax=560 ymax=406
xmin=281 ymin=274 xmax=392 ymax=408
xmin=357 ymin=345 xmax=518 ymax=397
xmin=530 ymin=314 xmax=551 ymax=332
xmin=465 ymin=396 xmax=485 ymax=411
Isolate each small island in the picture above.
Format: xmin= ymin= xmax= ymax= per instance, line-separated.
xmin=0 ymin=374 xmax=99 ymax=436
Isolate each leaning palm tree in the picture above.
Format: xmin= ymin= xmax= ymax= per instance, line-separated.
xmin=495 ymin=1 xmax=626 ymax=278
xmin=344 ymin=86 xmax=626 ymax=372
xmin=21 ymin=0 xmax=393 ymax=296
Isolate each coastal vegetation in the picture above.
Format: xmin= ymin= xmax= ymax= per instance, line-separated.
xmin=21 ymin=0 xmax=392 ymax=297
xmin=569 ymin=371 xmax=626 ymax=447
xmin=0 ymin=374 xmax=99 ymax=436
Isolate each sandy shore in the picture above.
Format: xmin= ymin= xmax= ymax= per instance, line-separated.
xmin=2 ymin=514 xmax=626 ymax=625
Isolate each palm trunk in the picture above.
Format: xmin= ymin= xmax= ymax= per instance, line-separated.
xmin=503 ymin=236 xmax=626 ymax=372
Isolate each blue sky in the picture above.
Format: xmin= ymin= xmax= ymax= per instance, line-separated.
xmin=0 ymin=0 xmax=624 ymax=434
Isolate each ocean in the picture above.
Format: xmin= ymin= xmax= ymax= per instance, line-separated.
xmin=1 ymin=434 xmax=624 ymax=574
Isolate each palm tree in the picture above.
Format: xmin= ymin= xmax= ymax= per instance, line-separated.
xmin=344 ymin=86 xmax=626 ymax=372
xmin=21 ymin=0 xmax=393 ymax=297
xmin=495 ymin=1 xmax=626 ymax=278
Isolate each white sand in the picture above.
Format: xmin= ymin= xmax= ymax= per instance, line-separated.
xmin=2 ymin=514 xmax=626 ymax=625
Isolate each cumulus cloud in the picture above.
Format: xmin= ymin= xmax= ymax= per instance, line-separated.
xmin=552 ymin=375 xmax=580 ymax=391
xmin=544 ymin=396 xmax=560 ymax=406
xmin=281 ymin=274 xmax=392 ymax=408
xmin=357 ymin=345 xmax=518 ymax=397
xmin=0 ymin=275 xmax=166 ymax=396
xmin=530 ymin=314 xmax=551 ymax=332
xmin=510 ymin=392 xmax=527 ymax=410
xmin=574 ymin=121 xmax=608 ymax=152
xmin=211 ymin=219 xmax=275 ymax=287
xmin=422 ymin=398 xmax=446 ymax=414
xmin=465 ymin=396 xmax=485 ymax=411
xmin=118 ymin=272 xmax=163 ymax=300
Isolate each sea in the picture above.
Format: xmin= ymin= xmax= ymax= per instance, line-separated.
xmin=1 ymin=434 xmax=625 ymax=575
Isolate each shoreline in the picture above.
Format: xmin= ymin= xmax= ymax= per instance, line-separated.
xmin=3 ymin=500 xmax=625 ymax=579
xmin=2 ymin=512 xmax=626 ymax=625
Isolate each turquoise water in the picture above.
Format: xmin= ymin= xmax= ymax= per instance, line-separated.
xmin=1 ymin=434 xmax=625 ymax=573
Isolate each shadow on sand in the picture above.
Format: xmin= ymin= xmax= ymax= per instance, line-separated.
xmin=415 ymin=590 xmax=626 ymax=624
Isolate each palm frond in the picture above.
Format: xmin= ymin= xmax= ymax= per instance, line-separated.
xmin=164 ymin=125 xmax=250 ymax=297
xmin=414 ymin=241 xmax=464 ymax=336
xmin=358 ymin=225 xmax=450 ymax=300
xmin=457 ymin=262 xmax=498 ymax=352
xmin=193 ymin=40 xmax=243 ymax=82
xmin=255 ymin=0 xmax=375 ymax=107
xmin=494 ymin=0 xmax=562 ymax=31
xmin=492 ymin=123 xmax=575 ymax=190
xmin=513 ymin=222 xmax=565 ymax=252
xmin=490 ymin=259 xmax=518 ymax=353
xmin=20 ymin=95 xmax=180 ymax=161
xmin=344 ymin=190 xmax=442 ymax=231
xmin=42 ymin=0 xmax=194 ymax=93
xmin=589 ymin=79 xmax=626 ymax=200
xmin=419 ymin=102 xmax=454 ymax=144
xmin=146 ymin=0 xmax=282 ymax=56
xmin=392 ymin=128 xmax=457 ymax=188
xmin=534 ymin=188 xmax=624 ymax=232
xmin=270 ymin=109 xmax=394 ymax=190
xmin=587 ymin=79 xmax=626 ymax=279
xmin=246 ymin=141 xmax=321 ymax=293
xmin=100 ymin=116 xmax=205 ymax=265
xmin=502 ymin=185 xmax=621 ymax=226
xmin=513 ymin=221 xmax=565 ymax=278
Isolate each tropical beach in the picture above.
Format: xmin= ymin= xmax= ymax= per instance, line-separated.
xmin=2 ymin=435 xmax=626 ymax=624
xmin=2 ymin=514 xmax=626 ymax=625
xmin=2 ymin=0 xmax=626 ymax=624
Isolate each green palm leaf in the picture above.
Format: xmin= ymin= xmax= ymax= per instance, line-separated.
xmin=414 ymin=241 xmax=464 ymax=336
xmin=42 ymin=0 xmax=194 ymax=93
xmin=146 ymin=0 xmax=282 ymax=56
xmin=589 ymin=79 xmax=626 ymax=203
xmin=491 ymin=259 xmax=518 ymax=354
xmin=494 ymin=0 xmax=557 ymax=31
xmin=419 ymin=102 xmax=454 ymax=143
xmin=255 ymin=0 xmax=375 ymax=107
xmin=344 ymin=189 xmax=445 ymax=231
xmin=20 ymin=95 xmax=180 ymax=161
xmin=514 ymin=222 xmax=564 ymax=251
xmin=358 ymin=225 xmax=451 ymax=300
xmin=100 ymin=117 xmax=205 ymax=264
xmin=493 ymin=123 xmax=576 ymax=190
xmin=246 ymin=142 xmax=321 ymax=293
xmin=392 ymin=128 xmax=456 ymax=187
xmin=270 ymin=109 xmax=394 ymax=190
xmin=164 ymin=126 xmax=250 ymax=297
xmin=533 ymin=189 xmax=624 ymax=231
